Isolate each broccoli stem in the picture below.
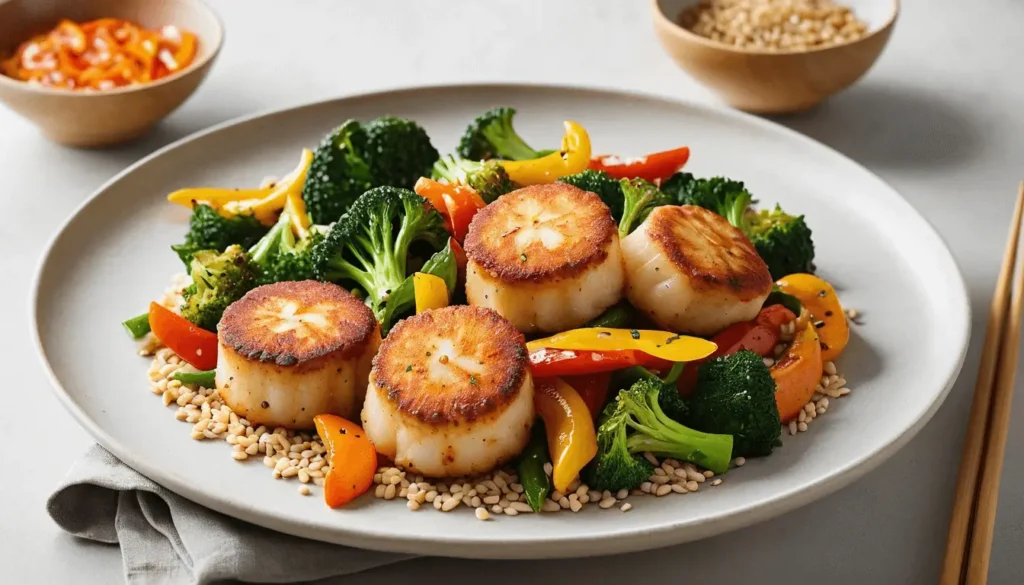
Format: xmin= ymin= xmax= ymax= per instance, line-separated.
xmin=663 ymin=363 xmax=685 ymax=385
xmin=624 ymin=386 xmax=733 ymax=474
xmin=172 ymin=369 xmax=216 ymax=388
xmin=122 ymin=312 xmax=151 ymax=339
xmin=487 ymin=128 xmax=543 ymax=161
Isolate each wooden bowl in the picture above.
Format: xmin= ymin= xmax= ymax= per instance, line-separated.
xmin=651 ymin=0 xmax=899 ymax=114
xmin=0 ymin=0 xmax=223 ymax=147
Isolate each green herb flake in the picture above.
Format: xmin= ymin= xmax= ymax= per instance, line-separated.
xmin=630 ymin=329 xmax=641 ymax=340
xmin=519 ymin=253 xmax=527 ymax=262
xmin=469 ymin=375 xmax=478 ymax=385
xmin=405 ymin=365 xmax=413 ymax=372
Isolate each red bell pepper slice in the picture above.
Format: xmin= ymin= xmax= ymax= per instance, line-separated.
xmin=677 ymin=305 xmax=797 ymax=394
xmin=528 ymin=347 xmax=671 ymax=379
xmin=148 ymin=301 xmax=218 ymax=371
xmin=588 ymin=146 xmax=691 ymax=183
xmin=562 ymin=372 xmax=613 ymax=420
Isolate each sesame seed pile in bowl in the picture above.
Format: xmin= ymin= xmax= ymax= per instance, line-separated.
xmin=678 ymin=0 xmax=870 ymax=51
xmin=137 ymin=275 xmax=857 ymax=520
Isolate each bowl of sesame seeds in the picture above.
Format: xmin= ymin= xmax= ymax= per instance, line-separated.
xmin=651 ymin=0 xmax=899 ymax=113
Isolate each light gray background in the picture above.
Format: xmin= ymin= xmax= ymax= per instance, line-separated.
xmin=1 ymin=0 xmax=1021 ymax=583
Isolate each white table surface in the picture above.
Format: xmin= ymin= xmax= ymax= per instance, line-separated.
xmin=2 ymin=0 xmax=1023 ymax=583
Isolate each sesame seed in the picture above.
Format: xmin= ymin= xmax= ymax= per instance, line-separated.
xmin=620 ymin=503 xmax=632 ymax=512
xmin=298 ymin=485 xmax=311 ymax=496
xmin=475 ymin=507 xmax=491 ymax=520
xmin=734 ymin=457 xmax=747 ymax=467
xmin=711 ymin=479 xmax=723 ymax=487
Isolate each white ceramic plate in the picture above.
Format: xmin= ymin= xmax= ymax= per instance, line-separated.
xmin=32 ymin=84 xmax=970 ymax=559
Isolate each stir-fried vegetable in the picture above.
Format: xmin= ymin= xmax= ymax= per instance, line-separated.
xmin=516 ymin=421 xmax=552 ymax=512
xmin=413 ymin=272 xmax=449 ymax=313
xmin=534 ymin=377 xmax=598 ymax=493
xmin=499 ymin=121 xmax=592 ymax=185
xmin=775 ymin=273 xmax=848 ymax=361
xmin=687 ymin=350 xmax=782 ymax=458
xmin=528 ymin=327 xmax=717 ymax=364
xmin=456 ymin=107 xmax=551 ymax=161
xmin=314 ymin=414 xmax=377 ymax=508
xmin=148 ymin=302 xmax=218 ymax=371
xmin=771 ymin=322 xmax=824 ymax=423
xmin=588 ymin=146 xmax=691 ymax=183
xmin=311 ymin=186 xmax=449 ymax=331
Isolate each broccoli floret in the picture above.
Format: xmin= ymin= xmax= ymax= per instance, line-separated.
xmin=363 ymin=116 xmax=439 ymax=188
xmin=248 ymin=209 xmax=326 ymax=285
xmin=558 ymin=170 xmax=625 ymax=219
xmin=586 ymin=377 xmax=734 ymax=490
xmin=171 ymin=204 xmax=269 ymax=266
xmin=431 ymin=154 xmax=519 ymax=203
xmin=612 ymin=365 xmax=689 ymax=422
xmin=584 ymin=401 xmax=656 ymax=492
xmin=301 ymin=120 xmax=374 ymax=225
xmin=311 ymin=186 xmax=448 ymax=329
xmin=619 ymin=378 xmax=733 ymax=474
xmin=179 ymin=245 xmax=256 ymax=331
xmin=746 ymin=206 xmax=815 ymax=279
xmin=661 ymin=173 xmax=750 ymax=212
xmin=302 ymin=117 xmax=439 ymax=225
xmin=686 ymin=350 xmax=783 ymax=458
xmin=456 ymin=107 xmax=549 ymax=161
xmin=618 ymin=178 xmax=672 ymax=237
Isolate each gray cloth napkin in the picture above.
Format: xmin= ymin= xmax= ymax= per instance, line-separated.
xmin=46 ymin=445 xmax=415 ymax=585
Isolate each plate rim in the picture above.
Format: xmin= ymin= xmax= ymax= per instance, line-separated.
xmin=30 ymin=82 xmax=972 ymax=558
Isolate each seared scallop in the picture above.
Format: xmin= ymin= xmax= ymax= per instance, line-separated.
xmin=621 ymin=205 xmax=773 ymax=336
xmin=463 ymin=183 xmax=624 ymax=333
xmin=216 ymin=280 xmax=380 ymax=429
xmin=361 ymin=305 xmax=533 ymax=478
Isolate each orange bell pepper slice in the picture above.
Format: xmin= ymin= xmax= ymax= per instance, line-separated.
xmin=775 ymin=274 xmax=849 ymax=362
xmin=147 ymin=302 xmax=218 ymax=371
xmin=313 ymin=414 xmax=377 ymax=508
xmin=771 ymin=322 xmax=824 ymax=423
xmin=534 ymin=377 xmax=598 ymax=492
xmin=413 ymin=178 xmax=485 ymax=243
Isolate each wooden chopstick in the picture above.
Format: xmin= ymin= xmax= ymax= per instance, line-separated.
xmin=940 ymin=182 xmax=1024 ymax=585
xmin=965 ymin=183 xmax=1024 ymax=584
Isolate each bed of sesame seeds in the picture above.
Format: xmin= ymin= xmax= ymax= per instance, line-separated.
xmin=135 ymin=275 xmax=855 ymax=518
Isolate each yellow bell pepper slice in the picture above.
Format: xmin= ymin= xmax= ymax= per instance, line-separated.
xmin=527 ymin=328 xmax=717 ymax=363
xmin=534 ymin=377 xmax=598 ymax=493
xmin=167 ymin=149 xmax=314 ymax=225
xmin=413 ymin=272 xmax=449 ymax=313
xmin=500 ymin=121 xmax=591 ymax=185
xmin=166 ymin=186 xmax=276 ymax=208
xmin=284 ymin=191 xmax=311 ymax=239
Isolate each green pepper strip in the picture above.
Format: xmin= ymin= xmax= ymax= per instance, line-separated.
xmin=517 ymin=419 xmax=552 ymax=512
xmin=172 ymin=369 xmax=216 ymax=388
xmin=122 ymin=312 xmax=152 ymax=339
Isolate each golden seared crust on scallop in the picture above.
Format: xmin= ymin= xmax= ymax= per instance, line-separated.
xmin=621 ymin=205 xmax=773 ymax=336
xmin=215 ymin=281 xmax=380 ymax=429
xmin=646 ymin=205 xmax=772 ymax=300
xmin=370 ymin=306 xmax=529 ymax=424
xmin=219 ymin=280 xmax=377 ymax=369
xmin=362 ymin=305 xmax=534 ymax=477
xmin=464 ymin=183 xmax=617 ymax=283
xmin=463 ymin=184 xmax=625 ymax=333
